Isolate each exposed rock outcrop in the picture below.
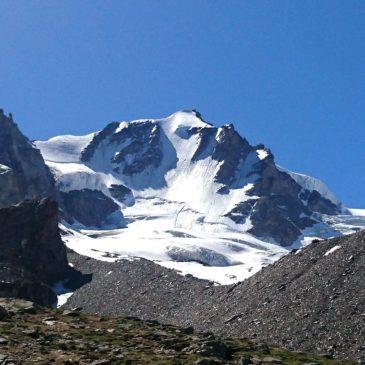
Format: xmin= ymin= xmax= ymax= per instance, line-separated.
xmin=167 ymin=246 xmax=237 ymax=267
xmin=59 ymin=189 xmax=124 ymax=228
xmin=0 ymin=110 xmax=55 ymax=208
xmin=0 ymin=198 xmax=70 ymax=305
xmin=108 ymin=183 xmax=134 ymax=206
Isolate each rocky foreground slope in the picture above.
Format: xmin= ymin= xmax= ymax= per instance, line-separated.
xmin=65 ymin=231 xmax=365 ymax=361
xmin=0 ymin=298 xmax=353 ymax=365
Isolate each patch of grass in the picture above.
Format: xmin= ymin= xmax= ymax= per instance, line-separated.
xmin=0 ymin=304 xmax=356 ymax=365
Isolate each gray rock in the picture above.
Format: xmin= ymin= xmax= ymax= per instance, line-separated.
xmin=0 ymin=110 xmax=55 ymax=209
xmin=90 ymin=360 xmax=111 ymax=365
xmin=0 ymin=198 xmax=70 ymax=306
xmin=262 ymin=357 xmax=282 ymax=364
xmin=108 ymin=184 xmax=134 ymax=206
xmin=66 ymin=231 xmax=365 ymax=361
xmin=237 ymin=357 xmax=253 ymax=365
xmin=60 ymin=189 xmax=124 ymax=228
xmin=0 ymin=306 xmax=9 ymax=321
xmin=167 ymin=246 xmax=236 ymax=267
xmin=195 ymin=359 xmax=221 ymax=365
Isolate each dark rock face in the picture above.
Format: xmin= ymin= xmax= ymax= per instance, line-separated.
xmin=305 ymin=190 xmax=339 ymax=215
xmin=188 ymin=121 xmax=338 ymax=245
xmin=67 ymin=231 xmax=365 ymax=361
xmin=211 ymin=124 xmax=253 ymax=186
xmin=192 ymin=124 xmax=254 ymax=187
xmin=108 ymin=184 xmax=134 ymax=206
xmin=225 ymin=199 xmax=257 ymax=223
xmin=221 ymin=153 xmax=317 ymax=245
xmin=0 ymin=266 xmax=56 ymax=306
xmin=191 ymin=127 xmax=217 ymax=162
xmin=81 ymin=121 xmax=119 ymax=162
xmin=0 ymin=198 xmax=70 ymax=306
xmin=0 ymin=110 xmax=55 ymax=208
xmin=81 ymin=120 xmax=177 ymax=189
xmin=248 ymin=196 xmax=310 ymax=245
xmin=60 ymin=189 xmax=124 ymax=228
xmin=111 ymin=122 xmax=163 ymax=175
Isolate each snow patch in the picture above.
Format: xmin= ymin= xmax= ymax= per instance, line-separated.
xmin=256 ymin=149 xmax=268 ymax=160
xmin=0 ymin=164 xmax=11 ymax=174
xmin=36 ymin=133 xmax=95 ymax=163
xmin=324 ymin=245 xmax=341 ymax=256
xmin=61 ymin=196 xmax=288 ymax=284
xmin=52 ymin=281 xmax=74 ymax=308
xmin=115 ymin=121 xmax=128 ymax=134
xmin=349 ymin=208 xmax=365 ymax=217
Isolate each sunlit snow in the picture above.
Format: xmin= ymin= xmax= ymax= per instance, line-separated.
xmin=324 ymin=245 xmax=341 ymax=256
xmin=256 ymin=149 xmax=268 ymax=160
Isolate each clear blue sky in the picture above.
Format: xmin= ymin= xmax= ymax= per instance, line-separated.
xmin=0 ymin=1 xmax=364 ymax=207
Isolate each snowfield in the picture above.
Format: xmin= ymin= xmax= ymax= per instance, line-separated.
xmin=36 ymin=111 xmax=365 ymax=285
xmin=348 ymin=208 xmax=365 ymax=217
xmin=61 ymin=196 xmax=288 ymax=284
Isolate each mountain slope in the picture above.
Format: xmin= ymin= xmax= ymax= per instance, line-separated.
xmin=37 ymin=110 xmax=343 ymax=239
xmin=65 ymin=231 xmax=365 ymax=361
xmin=204 ymin=230 xmax=365 ymax=361
xmin=35 ymin=110 xmax=364 ymax=283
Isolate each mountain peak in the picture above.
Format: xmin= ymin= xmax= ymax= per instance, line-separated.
xmin=164 ymin=110 xmax=212 ymax=133
xmin=0 ymin=109 xmax=14 ymax=124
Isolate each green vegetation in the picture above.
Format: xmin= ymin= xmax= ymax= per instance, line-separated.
xmin=0 ymin=299 xmax=354 ymax=365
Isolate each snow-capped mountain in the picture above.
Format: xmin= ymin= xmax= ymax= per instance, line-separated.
xmin=36 ymin=110 xmax=365 ymax=284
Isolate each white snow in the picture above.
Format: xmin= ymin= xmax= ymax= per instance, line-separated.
xmin=0 ymin=164 xmax=11 ymax=174
xmin=61 ymin=196 xmax=287 ymax=284
xmin=47 ymin=161 xmax=120 ymax=196
xmin=256 ymin=149 xmax=269 ymax=160
xmin=56 ymin=292 xmax=74 ymax=307
xmin=163 ymin=110 xmax=211 ymax=131
xmin=321 ymin=212 xmax=365 ymax=236
xmin=278 ymin=166 xmax=342 ymax=207
xmin=52 ymin=281 xmax=74 ymax=308
xmin=35 ymin=133 xmax=95 ymax=163
xmin=115 ymin=121 xmax=128 ymax=134
xmin=349 ymin=208 xmax=365 ymax=217
xmin=324 ymin=245 xmax=341 ymax=256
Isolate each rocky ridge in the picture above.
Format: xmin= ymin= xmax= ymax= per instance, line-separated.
xmin=0 ymin=110 xmax=55 ymax=208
